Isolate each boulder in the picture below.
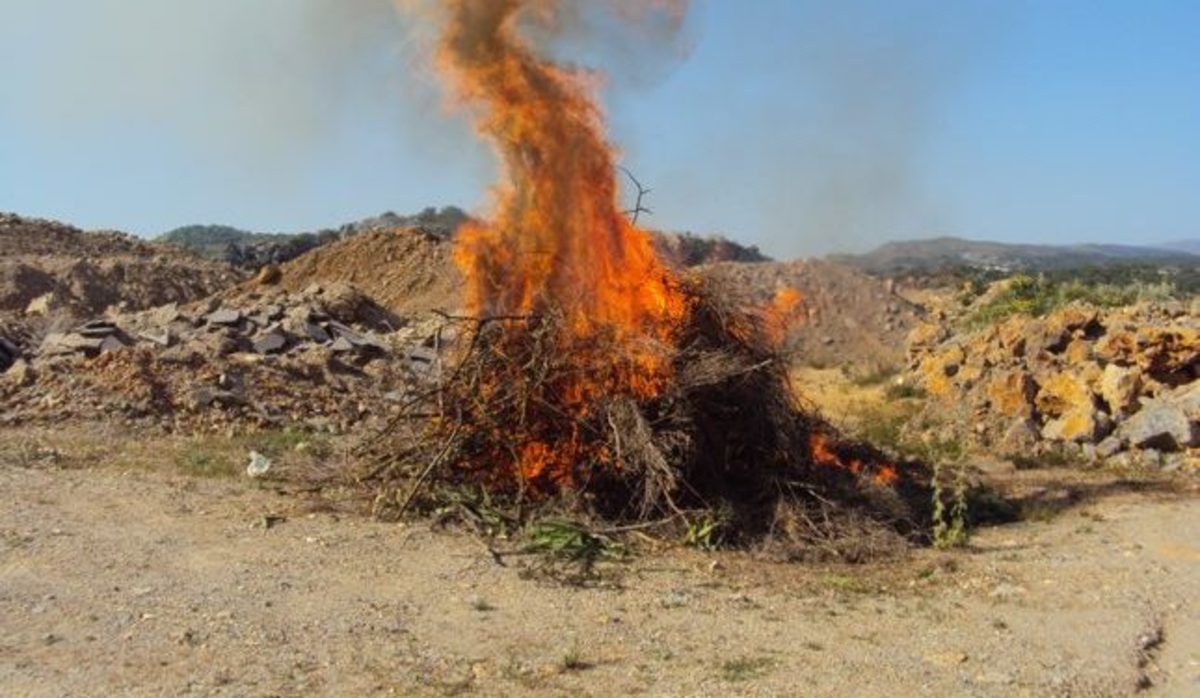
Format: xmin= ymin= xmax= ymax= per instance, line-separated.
xmin=1035 ymin=371 xmax=1097 ymax=419
xmin=997 ymin=418 xmax=1041 ymax=455
xmin=1117 ymin=383 xmax=1200 ymax=451
xmin=1098 ymin=364 xmax=1143 ymax=417
xmin=1042 ymin=409 xmax=1109 ymax=444
xmin=985 ymin=370 xmax=1038 ymax=419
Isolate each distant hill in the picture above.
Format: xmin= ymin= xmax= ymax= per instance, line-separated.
xmin=1158 ymin=239 xmax=1200 ymax=255
xmin=158 ymin=207 xmax=469 ymax=268
xmin=835 ymin=236 xmax=1199 ymax=275
xmin=160 ymin=207 xmax=770 ymax=270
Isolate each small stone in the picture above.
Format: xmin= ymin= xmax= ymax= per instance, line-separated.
xmin=304 ymin=322 xmax=331 ymax=344
xmin=252 ymin=329 xmax=288 ymax=355
xmin=329 ymin=337 xmax=355 ymax=353
xmin=246 ymin=451 xmax=272 ymax=478
xmin=139 ymin=331 xmax=173 ymax=348
xmin=99 ymin=335 xmax=130 ymax=353
xmin=206 ymin=309 xmax=243 ymax=326
xmin=1096 ymin=435 xmax=1124 ymax=458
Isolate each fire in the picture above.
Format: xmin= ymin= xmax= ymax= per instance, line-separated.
xmin=763 ymin=287 xmax=804 ymax=346
xmin=413 ymin=0 xmax=690 ymax=483
xmin=809 ymin=432 xmax=899 ymax=487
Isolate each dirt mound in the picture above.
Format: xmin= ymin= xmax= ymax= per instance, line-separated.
xmin=267 ymin=226 xmax=461 ymax=316
xmin=0 ymin=213 xmax=242 ymax=319
xmin=0 ymin=283 xmax=442 ymax=434
xmin=700 ymin=260 xmax=923 ymax=371
xmin=265 ymin=228 xmax=914 ymax=371
xmin=908 ymin=301 xmax=1200 ymax=468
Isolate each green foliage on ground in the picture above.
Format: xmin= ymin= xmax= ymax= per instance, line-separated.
xmin=966 ymin=273 xmax=1177 ymax=327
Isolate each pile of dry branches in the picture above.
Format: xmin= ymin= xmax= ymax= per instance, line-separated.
xmin=359 ymin=278 xmax=932 ymax=561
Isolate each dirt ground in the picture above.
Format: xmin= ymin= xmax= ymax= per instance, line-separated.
xmin=0 ymin=428 xmax=1197 ymax=697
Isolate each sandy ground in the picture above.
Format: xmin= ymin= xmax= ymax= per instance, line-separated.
xmin=1 ymin=446 xmax=1199 ymax=696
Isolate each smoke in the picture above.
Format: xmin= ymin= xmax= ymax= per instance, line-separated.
xmin=641 ymin=1 xmax=1005 ymax=258
xmin=0 ymin=0 xmax=472 ymax=188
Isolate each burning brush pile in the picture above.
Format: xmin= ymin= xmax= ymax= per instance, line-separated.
xmin=361 ymin=0 xmax=932 ymax=560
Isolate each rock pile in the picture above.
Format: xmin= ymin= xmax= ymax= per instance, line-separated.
xmin=1 ymin=213 xmax=242 ymax=319
xmin=908 ymin=302 xmax=1199 ymax=468
xmin=0 ymin=284 xmax=443 ymax=433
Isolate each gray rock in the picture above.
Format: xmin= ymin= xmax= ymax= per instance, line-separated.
xmin=99 ymin=335 xmax=130 ymax=353
xmin=304 ymin=322 xmax=331 ymax=344
xmin=328 ymin=337 xmax=356 ymax=353
xmin=998 ymin=418 xmax=1040 ymax=456
xmin=252 ymin=329 xmax=289 ymax=355
xmin=139 ymin=331 xmax=174 ymax=348
xmin=1096 ymin=435 xmax=1124 ymax=458
xmin=150 ymin=303 xmax=181 ymax=326
xmin=1117 ymin=383 xmax=1200 ymax=451
xmin=205 ymin=309 xmax=243 ymax=326
xmin=75 ymin=320 xmax=120 ymax=339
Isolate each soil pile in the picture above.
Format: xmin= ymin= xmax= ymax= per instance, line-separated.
xmin=0 ymin=213 xmax=242 ymax=319
xmin=269 ymin=226 xmax=461 ymax=317
xmin=908 ymin=302 xmax=1200 ymax=469
xmin=266 ymin=228 xmax=911 ymax=371
xmin=0 ymin=283 xmax=441 ymax=433
xmin=701 ymin=260 xmax=923 ymax=371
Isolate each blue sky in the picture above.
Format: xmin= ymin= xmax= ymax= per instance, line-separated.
xmin=1 ymin=0 xmax=1197 ymax=257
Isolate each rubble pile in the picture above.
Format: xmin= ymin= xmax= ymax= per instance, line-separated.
xmin=0 ymin=284 xmax=440 ymax=433
xmin=0 ymin=213 xmax=242 ymax=319
xmin=908 ymin=302 xmax=1200 ymax=468
xmin=702 ymin=259 xmax=923 ymax=371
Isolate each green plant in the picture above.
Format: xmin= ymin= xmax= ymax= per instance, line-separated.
xmin=967 ymin=273 xmax=1179 ymax=328
xmin=176 ymin=444 xmax=238 ymax=478
xmin=560 ymin=643 xmax=592 ymax=672
xmin=884 ymin=382 xmax=927 ymax=400
xmin=719 ymin=656 xmax=776 ymax=682
xmin=521 ymin=520 xmax=625 ymax=582
xmin=684 ymin=512 xmax=727 ymax=550
xmin=931 ymin=457 xmax=969 ymax=549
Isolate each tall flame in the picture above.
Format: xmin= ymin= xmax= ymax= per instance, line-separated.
xmin=406 ymin=0 xmax=691 ymax=484
xmin=431 ymin=0 xmax=688 ymax=339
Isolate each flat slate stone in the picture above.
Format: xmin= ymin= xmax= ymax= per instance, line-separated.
xmin=305 ymin=322 xmax=332 ymax=344
xmin=329 ymin=337 xmax=356 ymax=353
xmin=99 ymin=336 xmax=130 ymax=353
xmin=206 ymin=309 xmax=243 ymax=326
xmin=75 ymin=321 xmax=120 ymax=338
xmin=253 ymin=330 xmax=289 ymax=355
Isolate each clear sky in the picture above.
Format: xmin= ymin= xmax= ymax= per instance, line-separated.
xmin=1 ymin=0 xmax=1197 ymax=257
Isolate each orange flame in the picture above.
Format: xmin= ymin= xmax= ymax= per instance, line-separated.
xmin=763 ymin=287 xmax=804 ymax=346
xmin=809 ymin=432 xmax=899 ymax=487
xmin=418 ymin=0 xmax=690 ymax=482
